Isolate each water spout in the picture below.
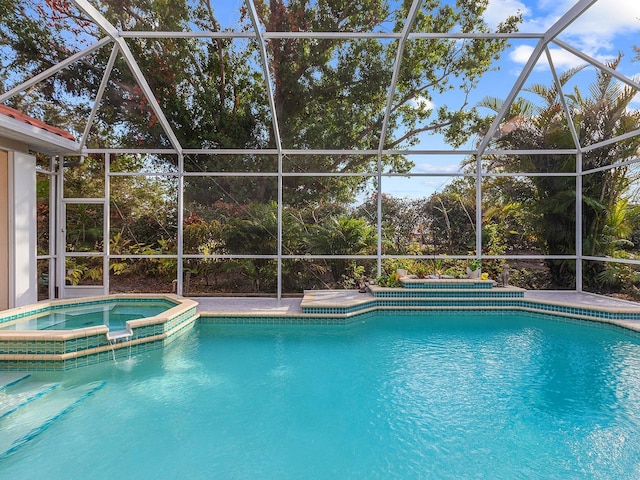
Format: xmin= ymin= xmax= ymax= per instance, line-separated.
xmin=105 ymin=324 xmax=134 ymax=363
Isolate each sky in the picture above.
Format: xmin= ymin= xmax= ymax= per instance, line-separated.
xmin=138 ymin=0 xmax=640 ymax=199
xmin=484 ymin=0 xmax=640 ymax=100
xmin=392 ymin=0 xmax=640 ymax=199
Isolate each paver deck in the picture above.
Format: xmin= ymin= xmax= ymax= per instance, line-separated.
xmin=194 ymin=290 xmax=640 ymax=315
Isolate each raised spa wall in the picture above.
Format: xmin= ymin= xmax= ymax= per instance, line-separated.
xmin=0 ymin=294 xmax=199 ymax=371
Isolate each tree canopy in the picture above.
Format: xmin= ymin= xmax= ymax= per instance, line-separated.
xmin=2 ymin=0 xmax=520 ymax=206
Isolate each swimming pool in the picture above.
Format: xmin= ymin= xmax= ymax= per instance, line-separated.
xmin=2 ymin=310 xmax=640 ymax=478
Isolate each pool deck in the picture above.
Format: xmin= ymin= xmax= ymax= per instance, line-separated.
xmin=194 ymin=290 xmax=640 ymax=315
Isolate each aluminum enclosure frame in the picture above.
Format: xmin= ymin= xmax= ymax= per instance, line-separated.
xmin=2 ymin=0 xmax=636 ymax=298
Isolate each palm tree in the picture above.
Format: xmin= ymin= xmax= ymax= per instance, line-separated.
xmin=478 ymin=58 xmax=640 ymax=287
xmin=307 ymin=216 xmax=376 ymax=284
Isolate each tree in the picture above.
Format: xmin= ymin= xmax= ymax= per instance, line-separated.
xmin=249 ymin=0 xmax=520 ymax=205
xmin=2 ymin=0 xmax=520 ymax=207
xmin=417 ymin=183 xmax=476 ymax=255
xmin=479 ymin=59 xmax=640 ymax=287
xmin=355 ymin=194 xmax=422 ymax=254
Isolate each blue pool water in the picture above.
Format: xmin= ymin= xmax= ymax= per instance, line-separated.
xmin=2 ymin=311 xmax=640 ymax=479
xmin=0 ymin=301 xmax=173 ymax=331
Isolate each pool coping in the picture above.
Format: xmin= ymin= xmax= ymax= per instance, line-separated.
xmin=195 ymin=289 xmax=640 ymax=333
xmin=0 ymin=294 xmax=195 ymax=336
xmin=3 ymin=289 xmax=640 ymax=370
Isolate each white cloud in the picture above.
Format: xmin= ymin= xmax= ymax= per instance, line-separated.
xmin=520 ymin=0 xmax=640 ymax=52
xmin=414 ymin=162 xmax=461 ymax=174
xmin=509 ymin=44 xmax=535 ymax=64
xmin=409 ymin=96 xmax=435 ymax=112
xmin=561 ymin=0 xmax=640 ymax=41
xmin=501 ymin=0 xmax=640 ymax=67
xmin=508 ymin=44 xmax=593 ymax=70
xmin=515 ymin=0 xmax=572 ymax=32
xmin=484 ymin=0 xmax=530 ymax=29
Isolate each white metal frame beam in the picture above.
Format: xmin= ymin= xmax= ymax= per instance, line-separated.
xmin=0 ymin=36 xmax=113 ymax=103
xmin=80 ymin=43 xmax=120 ymax=150
xmin=244 ymin=0 xmax=285 ymax=297
xmin=476 ymin=0 xmax=598 ymax=156
xmin=553 ymin=39 xmax=640 ymax=92
xmin=119 ymin=31 xmax=545 ymax=40
xmin=376 ymin=0 xmax=423 ymax=276
xmin=71 ymin=0 xmax=183 ymax=153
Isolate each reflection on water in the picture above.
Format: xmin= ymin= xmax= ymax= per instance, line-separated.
xmin=4 ymin=312 xmax=640 ymax=479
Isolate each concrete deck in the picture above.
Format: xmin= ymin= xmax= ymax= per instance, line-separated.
xmin=524 ymin=290 xmax=640 ymax=311
xmin=194 ymin=296 xmax=304 ymax=314
xmin=194 ymin=290 xmax=640 ymax=315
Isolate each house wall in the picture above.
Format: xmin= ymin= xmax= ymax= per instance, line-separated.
xmin=0 ymin=150 xmax=8 ymax=310
xmin=0 ymin=146 xmax=37 ymax=310
xmin=10 ymin=151 xmax=37 ymax=307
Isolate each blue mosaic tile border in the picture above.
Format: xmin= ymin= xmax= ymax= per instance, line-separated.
xmin=199 ymin=307 xmax=640 ymax=339
xmin=371 ymin=290 xmax=524 ymax=299
xmin=301 ymin=298 xmax=640 ymax=322
xmin=402 ymin=281 xmax=493 ymax=289
xmin=199 ymin=310 xmax=377 ymax=326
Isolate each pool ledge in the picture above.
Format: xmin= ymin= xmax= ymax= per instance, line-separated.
xmin=198 ymin=289 xmax=640 ymax=333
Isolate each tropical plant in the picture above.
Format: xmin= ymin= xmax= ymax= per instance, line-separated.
xmin=307 ymin=215 xmax=377 ymax=285
xmin=375 ymin=271 xmax=403 ymax=288
xmin=478 ymin=59 xmax=640 ymax=287
xmin=469 ymin=258 xmax=482 ymax=271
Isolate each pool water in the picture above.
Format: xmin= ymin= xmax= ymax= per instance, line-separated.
xmin=0 ymin=301 xmax=172 ymax=331
xmin=2 ymin=311 xmax=640 ymax=479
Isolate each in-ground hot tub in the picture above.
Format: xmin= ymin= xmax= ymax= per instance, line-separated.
xmin=0 ymin=294 xmax=199 ymax=371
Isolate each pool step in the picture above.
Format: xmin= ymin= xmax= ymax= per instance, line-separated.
xmin=369 ymin=287 xmax=525 ymax=299
xmin=0 ymin=380 xmax=107 ymax=460
xmin=0 ymin=372 xmax=31 ymax=392
xmin=0 ymin=379 xmax=60 ymax=420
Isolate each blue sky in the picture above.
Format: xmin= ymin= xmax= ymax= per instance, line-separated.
xmin=484 ymin=0 xmax=640 ymax=105
xmin=186 ymin=1 xmax=640 ymax=200
xmin=392 ymin=0 xmax=640 ymax=198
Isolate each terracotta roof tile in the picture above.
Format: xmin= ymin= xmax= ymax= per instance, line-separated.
xmin=0 ymin=104 xmax=76 ymax=141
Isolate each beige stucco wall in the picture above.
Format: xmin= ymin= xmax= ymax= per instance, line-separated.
xmin=0 ymin=150 xmax=8 ymax=310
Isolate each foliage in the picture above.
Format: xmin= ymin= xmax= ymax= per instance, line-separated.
xmin=481 ymin=177 xmax=540 ymax=253
xmin=64 ymin=256 xmax=103 ymax=286
xmin=586 ymin=250 xmax=640 ymax=299
xmin=418 ymin=184 xmax=477 ymax=255
xmin=2 ymin=0 xmax=520 ymax=206
xmin=469 ymin=258 xmax=482 ymax=271
xmin=355 ymin=194 xmax=425 ymax=255
xmin=307 ymin=215 xmax=377 ymax=284
xmin=340 ymin=264 xmax=367 ymax=290
xmin=479 ymin=59 xmax=640 ymax=287
xmin=375 ymin=272 xmax=402 ymax=288
xmin=218 ymin=202 xmax=277 ymax=292
xmin=508 ymin=267 xmax=552 ymax=290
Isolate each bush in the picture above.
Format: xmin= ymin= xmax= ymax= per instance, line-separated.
xmin=375 ymin=272 xmax=402 ymax=288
